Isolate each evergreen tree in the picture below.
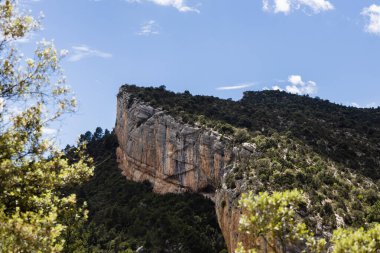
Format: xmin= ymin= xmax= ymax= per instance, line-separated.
xmin=93 ymin=127 xmax=104 ymax=140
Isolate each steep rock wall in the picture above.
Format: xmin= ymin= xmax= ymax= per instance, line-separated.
xmin=115 ymin=89 xmax=253 ymax=252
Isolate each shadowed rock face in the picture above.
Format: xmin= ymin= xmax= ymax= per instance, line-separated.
xmin=115 ymin=89 xmax=253 ymax=252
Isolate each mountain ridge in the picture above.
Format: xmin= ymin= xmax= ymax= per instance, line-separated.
xmin=119 ymin=84 xmax=380 ymax=180
xmin=115 ymin=84 xmax=380 ymax=252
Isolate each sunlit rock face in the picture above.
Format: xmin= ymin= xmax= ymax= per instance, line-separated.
xmin=115 ymin=89 xmax=237 ymax=193
xmin=115 ymin=88 xmax=254 ymax=252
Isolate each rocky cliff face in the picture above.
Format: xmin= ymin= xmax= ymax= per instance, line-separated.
xmin=115 ymin=88 xmax=255 ymax=252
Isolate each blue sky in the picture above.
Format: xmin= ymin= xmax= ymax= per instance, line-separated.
xmin=21 ymin=0 xmax=380 ymax=146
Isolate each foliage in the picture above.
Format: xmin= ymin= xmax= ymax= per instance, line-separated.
xmin=0 ymin=1 xmax=93 ymax=251
xmin=239 ymin=132 xmax=380 ymax=230
xmin=331 ymin=224 xmax=380 ymax=253
xmin=236 ymin=189 xmax=325 ymax=253
xmin=64 ymin=129 xmax=227 ymax=253
xmin=119 ymin=85 xmax=380 ymax=233
xmin=119 ymin=85 xmax=380 ymax=180
xmin=237 ymin=190 xmax=380 ymax=253
xmin=367 ymin=201 xmax=380 ymax=223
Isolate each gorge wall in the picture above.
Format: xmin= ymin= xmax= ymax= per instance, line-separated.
xmin=115 ymin=88 xmax=255 ymax=252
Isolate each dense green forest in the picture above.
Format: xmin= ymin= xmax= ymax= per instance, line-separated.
xmin=121 ymin=85 xmax=380 ymax=180
xmin=60 ymin=86 xmax=380 ymax=252
xmin=63 ymin=129 xmax=227 ymax=253
xmin=118 ymin=85 xmax=380 ymax=234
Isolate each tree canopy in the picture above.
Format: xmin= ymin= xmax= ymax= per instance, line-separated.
xmin=236 ymin=189 xmax=325 ymax=253
xmin=237 ymin=190 xmax=380 ymax=253
xmin=0 ymin=1 xmax=93 ymax=251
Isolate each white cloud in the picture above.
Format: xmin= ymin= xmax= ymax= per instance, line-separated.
xmin=298 ymin=0 xmax=334 ymax=12
xmin=137 ymin=20 xmax=160 ymax=36
xmin=127 ymin=0 xmax=199 ymax=13
xmin=351 ymin=102 xmax=378 ymax=108
xmin=274 ymin=0 xmax=291 ymax=13
xmin=288 ymin=75 xmax=303 ymax=85
xmin=42 ymin=127 xmax=57 ymax=135
xmin=286 ymin=75 xmax=317 ymax=95
xmin=271 ymin=85 xmax=283 ymax=91
xmin=216 ymin=83 xmax=255 ymax=91
xmin=68 ymin=45 xmax=112 ymax=62
xmin=263 ymin=0 xmax=334 ymax=14
xmin=267 ymin=75 xmax=317 ymax=95
xmin=361 ymin=4 xmax=380 ymax=35
xmin=351 ymin=102 xmax=360 ymax=108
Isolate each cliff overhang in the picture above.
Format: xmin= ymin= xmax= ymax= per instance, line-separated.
xmin=115 ymin=87 xmax=254 ymax=252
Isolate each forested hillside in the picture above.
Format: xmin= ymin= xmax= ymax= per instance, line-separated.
xmin=121 ymin=85 xmax=380 ymax=180
xmin=62 ymin=85 xmax=380 ymax=252
xmin=118 ymin=85 xmax=380 ymax=236
xmin=63 ymin=129 xmax=227 ymax=253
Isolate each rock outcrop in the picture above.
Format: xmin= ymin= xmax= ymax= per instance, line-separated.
xmin=115 ymin=88 xmax=254 ymax=252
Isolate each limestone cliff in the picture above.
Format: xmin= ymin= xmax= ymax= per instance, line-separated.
xmin=115 ymin=89 xmax=234 ymax=194
xmin=115 ymin=88 xmax=254 ymax=252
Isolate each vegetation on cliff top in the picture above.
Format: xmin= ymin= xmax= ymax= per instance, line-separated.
xmin=120 ymin=84 xmax=380 ymax=180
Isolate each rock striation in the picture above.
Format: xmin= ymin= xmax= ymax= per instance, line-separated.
xmin=115 ymin=88 xmax=254 ymax=252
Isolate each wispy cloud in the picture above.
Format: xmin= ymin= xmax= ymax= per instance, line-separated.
xmin=216 ymin=83 xmax=255 ymax=91
xmin=361 ymin=4 xmax=380 ymax=36
xmin=267 ymin=75 xmax=317 ymax=95
xmin=262 ymin=0 xmax=334 ymax=14
xmin=68 ymin=45 xmax=112 ymax=62
xmin=351 ymin=102 xmax=378 ymax=108
xmin=137 ymin=20 xmax=160 ymax=36
xmin=127 ymin=0 xmax=199 ymax=13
